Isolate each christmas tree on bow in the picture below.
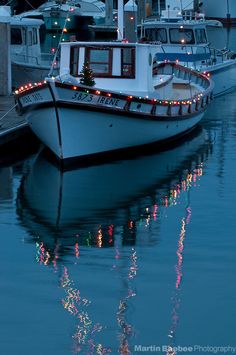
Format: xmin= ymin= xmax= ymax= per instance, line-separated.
xmin=80 ymin=61 xmax=96 ymax=87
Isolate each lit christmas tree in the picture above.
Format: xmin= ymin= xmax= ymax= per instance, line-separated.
xmin=79 ymin=61 xmax=95 ymax=87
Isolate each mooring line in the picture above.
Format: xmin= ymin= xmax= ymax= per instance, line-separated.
xmin=0 ymin=103 xmax=18 ymax=123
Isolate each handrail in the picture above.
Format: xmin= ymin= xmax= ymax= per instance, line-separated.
xmin=209 ymin=47 xmax=235 ymax=63
xmin=155 ymin=61 xmax=214 ymax=96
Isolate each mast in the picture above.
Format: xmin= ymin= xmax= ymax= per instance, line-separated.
xmin=193 ymin=0 xmax=199 ymax=12
xmin=105 ymin=0 xmax=113 ymax=25
xmin=117 ymin=0 xmax=124 ymax=40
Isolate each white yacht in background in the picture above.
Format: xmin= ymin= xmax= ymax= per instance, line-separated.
xmin=140 ymin=8 xmax=236 ymax=95
xmin=10 ymin=16 xmax=57 ymax=88
xmin=201 ymin=0 xmax=236 ymax=25
xmin=0 ymin=6 xmax=57 ymax=88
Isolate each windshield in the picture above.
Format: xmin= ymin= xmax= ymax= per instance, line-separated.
xmin=169 ymin=28 xmax=195 ymax=44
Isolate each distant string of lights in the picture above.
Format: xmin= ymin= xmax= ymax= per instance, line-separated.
xmin=14 ymin=78 xmax=212 ymax=118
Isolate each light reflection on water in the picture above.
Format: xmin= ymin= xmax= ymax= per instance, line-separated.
xmin=13 ymin=127 xmax=212 ymax=354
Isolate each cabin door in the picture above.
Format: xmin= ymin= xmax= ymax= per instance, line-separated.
xmin=26 ymin=28 xmax=40 ymax=65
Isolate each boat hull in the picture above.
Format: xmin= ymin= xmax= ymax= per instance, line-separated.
xmin=51 ymin=106 xmax=204 ymax=160
xmin=15 ymin=61 xmax=213 ymax=162
xmin=207 ymin=61 xmax=236 ymax=96
xmin=23 ymin=85 xmax=205 ymax=161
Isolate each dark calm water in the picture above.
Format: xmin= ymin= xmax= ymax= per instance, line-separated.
xmin=1 ymin=29 xmax=236 ymax=355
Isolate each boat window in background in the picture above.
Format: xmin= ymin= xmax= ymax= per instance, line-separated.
xmin=33 ymin=28 xmax=38 ymax=45
xmin=11 ymin=28 xmax=22 ymax=45
xmin=169 ymin=28 xmax=195 ymax=44
xmin=145 ymin=28 xmax=168 ymax=43
xmin=195 ymin=29 xmax=207 ymax=44
xmin=27 ymin=30 xmax=32 ymax=46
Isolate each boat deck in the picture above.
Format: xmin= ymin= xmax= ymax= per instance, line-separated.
xmin=157 ymin=74 xmax=202 ymax=97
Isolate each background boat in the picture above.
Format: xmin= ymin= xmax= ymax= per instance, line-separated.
xmin=140 ymin=8 xmax=236 ymax=96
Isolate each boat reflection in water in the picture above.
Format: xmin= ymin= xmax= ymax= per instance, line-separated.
xmin=16 ymin=128 xmax=212 ymax=354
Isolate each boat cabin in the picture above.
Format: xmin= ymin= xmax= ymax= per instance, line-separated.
xmin=140 ymin=20 xmax=208 ymax=46
xmin=139 ymin=11 xmax=212 ymax=66
xmin=10 ymin=17 xmax=43 ymax=65
xmin=59 ymin=41 xmax=164 ymax=95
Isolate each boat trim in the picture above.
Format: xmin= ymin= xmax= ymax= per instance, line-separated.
xmin=16 ymin=80 xmax=212 ymax=121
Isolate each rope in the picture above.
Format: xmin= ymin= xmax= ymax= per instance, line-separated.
xmin=0 ymin=103 xmax=18 ymax=123
xmin=24 ymin=0 xmax=36 ymax=10
xmin=5 ymin=0 xmax=16 ymax=6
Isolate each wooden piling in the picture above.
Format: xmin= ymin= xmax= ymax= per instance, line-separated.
xmin=124 ymin=0 xmax=138 ymax=42
xmin=0 ymin=18 xmax=11 ymax=96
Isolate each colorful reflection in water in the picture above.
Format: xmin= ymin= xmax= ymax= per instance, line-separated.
xmin=31 ymin=157 xmax=206 ymax=353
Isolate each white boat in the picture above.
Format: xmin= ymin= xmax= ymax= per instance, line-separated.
xmin=14 ymin=40 xmax=213 ymax=163
xmin=140 ymin=9 xmax=236 ymax=96
xmin=201 ymin=0 xmax=236 ymax=24
xmin=0 ymin=6 xmax=56 ymax=88
xmin=10 ymin=16 xmax=57 ymax=88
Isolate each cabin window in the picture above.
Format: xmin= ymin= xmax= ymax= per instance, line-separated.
xmin=145 ymin=28 xmax=167 ymax=43
xmin=28 ymin=31 xmax=33 ymax=46
xmin=11 ymin=28 xmax=22 ymax=45
xmin=86 ymin=48 xmax=112 ymax=76
xmin=22 ymin=28 xmax=27 ymax=45
xmin=70 ymin=46 xmax=80 ymax=76
xmin=121 ymin=48 xmax=135 ymax=78
xmin=169 ymin=28 xmax=195 ymax=44
xmin=33 ymin=28 xmax=38 ymax=45
xmin=195 ymin=29 xmax=207 ymax=44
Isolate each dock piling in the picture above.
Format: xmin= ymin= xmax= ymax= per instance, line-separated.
xmin=0 ymin=7 xmax=12 ymax=96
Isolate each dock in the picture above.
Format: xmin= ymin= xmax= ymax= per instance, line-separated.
xmin=0 ymin=95 xmax=40 ymax=166
xmin=0 ymin=95 xmax=29 ymax=146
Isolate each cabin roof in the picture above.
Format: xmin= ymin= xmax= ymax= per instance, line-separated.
xmin=141 ymin=19 xmax=207 ymax=28
xmin=60 ymin=41 xmax=154 ymax=49
xmin=10 ymin=16 xmax=44 ymax=27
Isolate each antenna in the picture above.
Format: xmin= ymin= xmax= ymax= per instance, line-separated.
xmin=117 ymin=0 xmax=124 ymax=40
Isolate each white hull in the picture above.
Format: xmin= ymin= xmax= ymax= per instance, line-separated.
xmin=32 ymin=106 xmax=204 ymax=160
xmin=22 ymin=82 xmax=206 ymax=161
xmin=207 ymin=61 xmax=236 ymax=96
